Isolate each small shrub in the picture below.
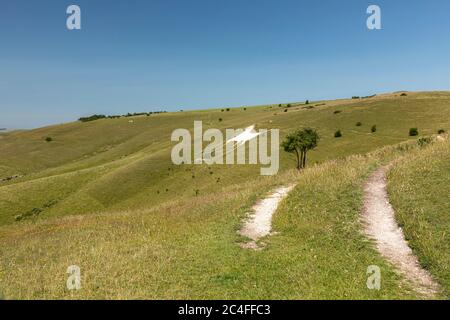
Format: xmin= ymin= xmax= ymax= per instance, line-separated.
xmin=356 ymin=122 xmax=362 ymax=127
xmin=334 ymin=110 xmax=342 ymax=114
xmin=243 ymin=108 xmax=247 ymax=111
xmin=409 ymin=128 xmax=419 ymax=136
xmin=287 ymin=104 xmax=292 ymax=108
xmin=417 ymin=137 xmax=432 ymax=147
xmin=15 ymin=207 xmax=43 ymax=221
xmin=371 ymin=125 xmax=377 ymax=133
xmin=45 ymin=137 xmax=53 ymax=142
xmin=438 ymin=129 xmax=445 ymax=134
xmin=218 ymin=118 xmax=223 ymax=122
xmin=221 ymin=109 xmax=224 ymax=112
xmin=284 ymin=109 xmax=288 ymax=113
xmin=305 ymin=100 xmax=309 ymax=104
xmin=352 ymin=96 xmax=360 ymax=99
xmin=226 ymin=108 xmax=230 ymax=111
xmin=278 ymin=104 xmax=282 ymax=107
xmin=400 ymin=93 xmax=407 ymax=96
xmin=43 ymin=199 xmax=58 ymax=208
xmin=334 ymin=130 xmax=342 ymax=138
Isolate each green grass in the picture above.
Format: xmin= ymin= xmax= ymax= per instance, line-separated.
xmin=388 ymin=136 xmax=450 ymax=297
xmin=0 ymin=91 xmax=449 ymax=299
xmin=1 ymin=91 xmax=450 ymax=226
xmin=0 ymin=143 xmax=424 ymax=299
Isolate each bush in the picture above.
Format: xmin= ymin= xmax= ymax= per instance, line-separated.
xmin=400 ymin=93 xmax=407 ymax=96
xmin=78 ymin=114 xmax=106 ymax=122
xmin=15 ymin=207 xmax=43 ymax=221
xmin=409 ymin=128 xmax=419 ymax=136
xmin=371 ymin=125 xmax=377 ymax=133
xmin=356 ymin=122 xmax=362 ymax=127
xmin=438 ymin=129 xmax=445 ymax=134
xmin=287 ymin=104 xmax=292 ymax=108
xmin=334 ymin=130 xmax=342 ymax=138
xmin=334 ymin=110 xmax=342 ymax=114
xmin=417 ymin=137 xmax=432 ymax=147
xmin=45 ymin=137 xmax=53 ymax=142
xmin=221 ymin=109 xmax=224 ymax=112
xmin=352 ymin=96 xmax=360 ymax=99
xmin=226 ymin=108 xmax=230 ymax=111
xmin=305 ymin=100 xmax=309 ymax=104
xmin=243 ymin=108 xmax=247 ymax=111
xmin=219 ymin=118 xmax=223 ymax=122
xmin=284 ymin=109 xmax=288 ymax=112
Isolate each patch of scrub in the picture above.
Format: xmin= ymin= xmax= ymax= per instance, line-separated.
xmin=239 ymin=185 xmax=294 ymax=249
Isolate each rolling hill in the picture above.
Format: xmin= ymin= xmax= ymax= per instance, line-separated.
xmin=0 ymin=91 xmax=449 ymax=299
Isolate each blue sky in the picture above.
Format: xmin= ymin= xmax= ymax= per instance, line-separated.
xmin=1 ymin=0 xmax=450 ymax=129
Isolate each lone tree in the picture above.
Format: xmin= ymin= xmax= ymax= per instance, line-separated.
xmin=282 ymin=128 xmax=319 ymax=170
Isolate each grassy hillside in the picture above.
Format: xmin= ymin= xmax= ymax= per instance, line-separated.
xmin=1 ymin=91 xmax=449 ymax=226
xmin=388 ymin=136 xmax=450 ymax=297
xmin=0 ymin=141 xmax=428 ymax=299
xmin=0 ymin=91 xmax=449 ymax=299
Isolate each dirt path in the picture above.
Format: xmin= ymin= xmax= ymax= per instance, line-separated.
xmin=362 ymin=166 xmax=440 ymax=297
xmin=239 ymin=185 xmax=294 ymax=249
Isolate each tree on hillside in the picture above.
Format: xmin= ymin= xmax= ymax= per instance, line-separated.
xmin=282 ymin=128 xmax=319 ymax=170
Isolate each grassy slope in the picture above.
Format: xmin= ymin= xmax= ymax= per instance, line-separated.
xmin=388 ymin=136 xmax=450 ymax=297
xmin=0 ymin=143 xmax=423 ymax=299
xmin=1 ymin=91 xmax=450 ymax=226
xmin=0 ymin=91 xmax=449 ymax=299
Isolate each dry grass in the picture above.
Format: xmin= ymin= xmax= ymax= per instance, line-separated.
xmin=1 ymin=92 xmax=449 ymax=299
xmin=0 ymin=141 xmax=430 ymax=299
xmin=388 ymin=135 xmax=450 ymax=298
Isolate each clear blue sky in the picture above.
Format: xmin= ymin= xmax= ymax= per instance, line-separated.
xmin=1 ymin=0 xmax=450 ymax=129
